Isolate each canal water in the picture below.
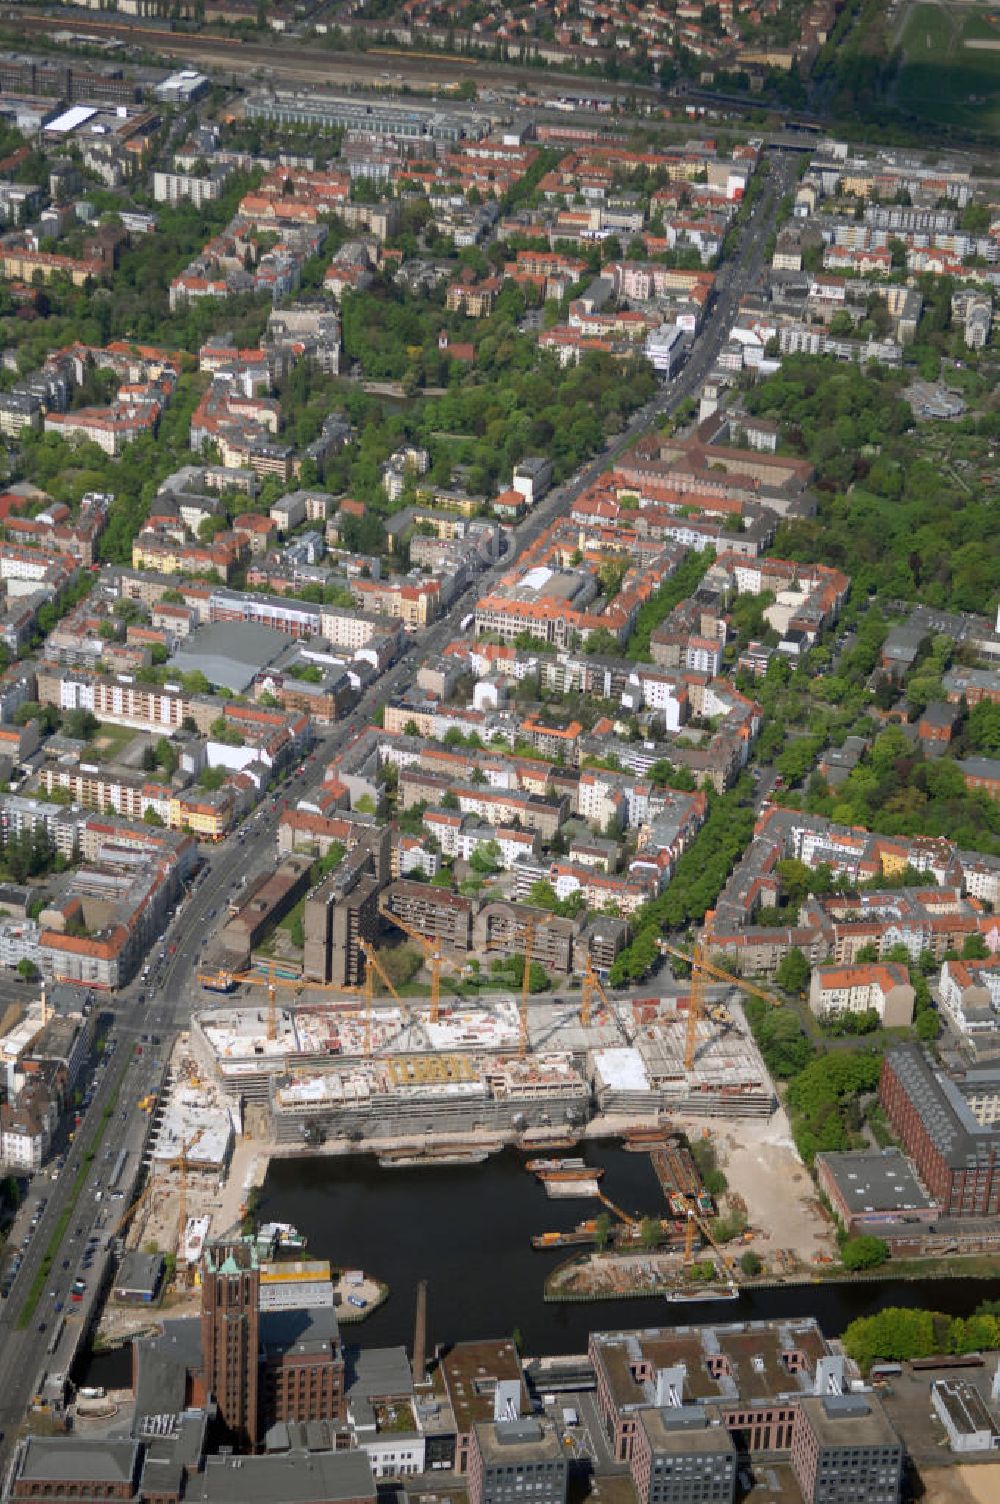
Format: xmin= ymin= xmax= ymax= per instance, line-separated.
xmin=81 ymin=1139 xmax=1000 ymax=1389
xmin=257 ymin=1142 xmax=1000 ymax=1354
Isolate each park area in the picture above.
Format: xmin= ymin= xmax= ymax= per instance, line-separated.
xmin=897 ymin=1 xmax=1000 ymax=136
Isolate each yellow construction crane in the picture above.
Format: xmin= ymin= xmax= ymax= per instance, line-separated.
xmin=682 ymin=1201 xmax=740 ymax=1284
xmin=658 ymin=908 xmax=792 ymax=1071
xmin=519 ymin=919 xmax=534 ymax=1058
xmin=659 ymin=941 xmax=789 ymax=1011
xmin=581 ymin=955 xmax=610 ymax=1029
xmin=200 ymin=950 xmax=404 ymax=1059
xmin=358 ymin=938 xmax=404 ymax=1055
xmin=377 ymin=904 xmax=466 ymax=1023
xmin=683 ymin=911 xmax=713 ymax=1072
xmin=198 ymin=959 xmax=304 ymax=1039
xmin=113 ymin=1177 xmax=155 ymax=1242
xmin=596 ymin=1187 xmax=642 ymax=1228
xmin=112 ymin=1129 xmax=205 ymax=1271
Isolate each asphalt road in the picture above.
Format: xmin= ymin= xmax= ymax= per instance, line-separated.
xmin=0 ymin=152 xmax=793 ymax=1456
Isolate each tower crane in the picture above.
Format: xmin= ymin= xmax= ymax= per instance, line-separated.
xmin=595 ymin=1188 xmax=642 ymax=1228
xmin=581 ymin=955 xmax=611 ymax=1029
xmin=358 ymin=938 xmax=404 ymax=1055
xmin=684 ymin=911 xmax=712 ymax=1072
xmin=113 ymin=1176 xmax=155 ymax=1243
xmin=681 ymin=1200 xmax=740 ymax=1284
xmin=657 ymin=909 xmax=796 ymax=1071
xmin=376 ymin=904 xmax=466 ymax=1023
xmin=198 ymin=958 xmax=311 ymax=1040
xmin=519 ymin=919 xmax=534 ymax=1058
xmin=658 ymin=935 xmax=790 ymax=1012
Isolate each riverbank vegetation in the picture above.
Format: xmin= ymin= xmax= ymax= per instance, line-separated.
xmin=844 ymin=1302 xmax=1000 ymax=1370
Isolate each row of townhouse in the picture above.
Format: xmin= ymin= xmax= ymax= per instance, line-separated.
xmin=715 ymin=805 xmax=1000 ymax=929
xmin=34 ymin=663 xmax=311 ymax=762
xmin=711 ymin=887 xmax=998 ymax=978
xmin=108 ymin=566 xmax=407 ymax=661
xmin=0 ymin=806 xmax=198 ymax=989
xmin=36 ymin=765 xmax=242 ymax=840
xmin=132 ymin=528 xmax=247 ymax=582
xmin=398 ymin=765 xmax=567 ymax=841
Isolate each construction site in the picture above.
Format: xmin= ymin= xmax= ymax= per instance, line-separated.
xmin=103 ymin=912 xmax=833 ymax=1306
xmin=188 ymin=984 xmax=776 ymax=1144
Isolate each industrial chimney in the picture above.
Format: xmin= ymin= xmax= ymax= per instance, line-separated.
xmin=413 ymin=1278 xmax=428 ymax=1383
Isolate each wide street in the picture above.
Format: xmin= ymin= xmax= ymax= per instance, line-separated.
xmin=0 ymin=149 xmax=794 ymax=1458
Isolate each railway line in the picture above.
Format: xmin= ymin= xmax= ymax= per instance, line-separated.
xmin=3 ymin=8 xmax=661 ymax=102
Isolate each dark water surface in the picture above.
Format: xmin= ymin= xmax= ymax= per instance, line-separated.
xmin=258 ymin=1143 xmax=1000 ymax=1353
xmin=82 ymin=1140 xmax=1000 ymax=1389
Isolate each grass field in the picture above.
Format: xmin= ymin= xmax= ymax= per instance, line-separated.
xmin=897 ymin=1 xmax=1000 ymax=135
xmin=91 ymin=721 xmax=137 ymax=760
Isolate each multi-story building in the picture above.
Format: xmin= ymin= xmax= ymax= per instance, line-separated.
xmin=631 ymin=1406 xmax=736 ymax=1504
xmin=199 ymin=1240 xmax=260 ymax=1451
xmin=153 ymin=167 xmax=232 ymax=206
xmin=790 ymin=1394 xmax=902 ymax=1504
xmin=303 ymin=841 xmax=384 ymax=987
xmin=380 ymin=879 xmax=474 ymax=953
xmin=468 ymin=1420 xmax=568 ymax=1504
xmin=590 ymin=1321 xmax=901 ymax=1504
xmin=880 ymin=1045 xmax=1000 ymax=1218
xmin=439 ymin=1340 xmax=527 ymax=1475
xmin=808 ymin=964 xmax=915 ymax=1028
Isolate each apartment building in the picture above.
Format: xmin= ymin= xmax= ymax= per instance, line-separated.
xmin=808 ymin=964 xmax=915 ymax=1028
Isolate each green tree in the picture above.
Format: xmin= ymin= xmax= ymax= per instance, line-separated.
xmin=640 ymin=1217 xmax=661 ymax=1250
xmin=841 ymin=1235 xmax=889 ymax=1271
xmin=842 ymin=1307 xmax=938 ymax=1369
xmin=594 ymin=1211 xmax=612 ymax=1252
xmin=63 ymin=708 xmax=99 ymax=741
xmin=528 ymin=879 xmax=560 ymax=912
xmin=775 ymin=947 xmax=810 ymax=995
xmin=155 ymin=737 xmax=178 ymax=777
xmin=739 ymin=1250 xmax=762 ymax=1277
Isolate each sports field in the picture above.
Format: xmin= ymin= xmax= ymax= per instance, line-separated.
xmin=897 ymin=1 xmax=1000 ymax=135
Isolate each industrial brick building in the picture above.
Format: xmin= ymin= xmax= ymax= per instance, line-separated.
xmin=879 ymin=1045 xmax=1000 ymax=1218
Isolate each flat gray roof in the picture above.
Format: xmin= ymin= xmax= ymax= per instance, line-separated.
xmin=19 ymin=1438 xmax=140 ymax=1485
xmin=346 ymin=1344 xmax=413 ymax=1401
xmin=640 ymin=1407 xmax=736 ymax=1457
xmin=799 ymin=1394 xmax=901 ymax=1450
xmin=260 ymin=1303 xmax=340 ymax=1359
xmin=816 ymin=1148 xmax=937 ymax=1215
xmin=168 ymin=620 xmax=291 ymax=693
xmin=475 ymin=1418 xmax=566 ymax=1464
xmin=189 ymin=1448 xmax=375 ymax=1503
xmin=116 ymin=1249 xmax=164 ymax=1295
